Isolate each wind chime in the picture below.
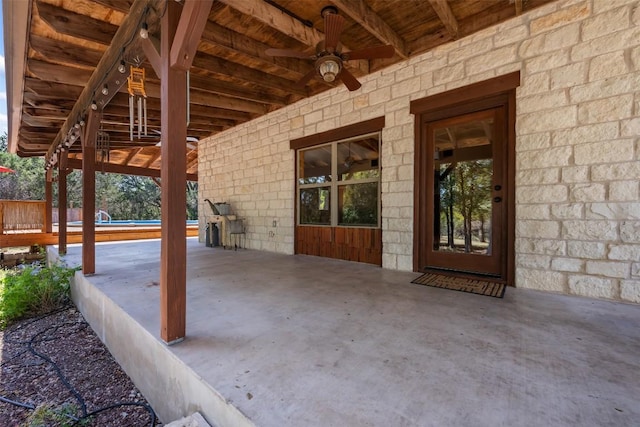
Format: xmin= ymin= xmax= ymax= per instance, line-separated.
xmin=127 ymin=65 xmax=148 ymax=140
xmin=96 ymin=129 xmax=110 ymax=173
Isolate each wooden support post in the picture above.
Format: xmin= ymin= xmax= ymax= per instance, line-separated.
xmin=160 ymin=1 xmax=188 ymax=344
xmin=58 ymin=163 xmax=68 ymax=255
xmin=81 ymin=109 xmax=101 ymax=274
xmin=45 ymin=169 xmax=53 ymax=233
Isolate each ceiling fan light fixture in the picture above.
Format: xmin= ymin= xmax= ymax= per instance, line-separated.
xmin=318 ymin=56 xmax=341 ymax=83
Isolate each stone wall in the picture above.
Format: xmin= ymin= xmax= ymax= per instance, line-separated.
xmin=199 ymin=0 xmax=640 ymax=303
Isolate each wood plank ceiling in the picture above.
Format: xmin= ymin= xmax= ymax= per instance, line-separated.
xmin=9 ymin=0 xmax=556 ymax=177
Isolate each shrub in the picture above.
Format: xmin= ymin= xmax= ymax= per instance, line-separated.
xmin=0 ymin=262 xmax=78 ymax=329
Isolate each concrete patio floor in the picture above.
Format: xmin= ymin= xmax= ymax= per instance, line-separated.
xmin=60 ymin=238 xmax=640 ymax=427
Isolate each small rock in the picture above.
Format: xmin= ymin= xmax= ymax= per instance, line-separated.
xmin=164 ymin=412 xmax=211 ymax=427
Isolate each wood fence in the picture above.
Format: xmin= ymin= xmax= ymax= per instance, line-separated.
xmin=0 ymin=200 xmax=46 ymax=234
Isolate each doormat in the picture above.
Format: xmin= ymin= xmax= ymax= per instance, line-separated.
xmin=411 ymin=273 xmax=505 ymax=298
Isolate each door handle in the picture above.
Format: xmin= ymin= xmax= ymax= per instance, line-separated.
xmin=493 ymin=197 xmax=502 ymax=203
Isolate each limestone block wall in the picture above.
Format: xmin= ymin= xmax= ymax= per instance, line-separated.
xmin=199 ymin=0 xmax=640 ymax=303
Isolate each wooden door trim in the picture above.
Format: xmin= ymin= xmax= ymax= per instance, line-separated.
xmin=412 ymin=73 xmax=519 ymax=285
xmin=410 ymin=72 xmax=520 ymax=115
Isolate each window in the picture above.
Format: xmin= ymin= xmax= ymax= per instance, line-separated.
xmin=297 ymin=133 xmax=380 ymax=227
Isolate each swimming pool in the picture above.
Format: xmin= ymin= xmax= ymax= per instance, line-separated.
xmin=68 ymin=220 xmax=198 ymax=227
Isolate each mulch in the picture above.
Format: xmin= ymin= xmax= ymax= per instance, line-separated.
xmin=0 ymin=305 xmax=162 ymax=426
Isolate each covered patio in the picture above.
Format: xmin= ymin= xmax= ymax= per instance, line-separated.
xmin=59 ymin=239 xmax=640 ymax=426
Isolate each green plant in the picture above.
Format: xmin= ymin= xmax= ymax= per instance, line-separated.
xmin=30 ymin=244 xmax=46 ymax=256
xmin=0 ymin=262 xmax=79 ymax=329
xmin=24 ymin=402 xmax=89 ymax=427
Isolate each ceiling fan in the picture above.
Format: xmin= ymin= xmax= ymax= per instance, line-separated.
xmin=152 ymin=130 xmax=199 ymax=150
xmin=265 ymin=6 xmax=395 ymax=91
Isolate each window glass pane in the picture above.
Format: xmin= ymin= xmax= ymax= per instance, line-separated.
xmin=337 ymin=136 xmax=379 ymax=181
xmin=338 ymin=182 xmax=378 ymax=226
xmin=300 ymin=187 xmax=331 ymax=225
xmin=299 ymin=146 xmax=332 ymax=185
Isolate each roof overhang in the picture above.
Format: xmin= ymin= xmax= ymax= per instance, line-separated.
xmin=3 ymin=0 xmax=31 ymax=154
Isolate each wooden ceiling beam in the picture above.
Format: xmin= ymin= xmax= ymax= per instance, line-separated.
xmin=191 ymin=52 xmax=308 ymax=97
xmin=107 ymin=93 xmax=254 ymax=121
xmin=34 ymin=1 xmax=312 ymax=100
xmin=21 ymin=114 xmax=63 ymax=128
xmin=20 ymin=131 xmax=59 ymax=141
xmin=201 ymin=21 xmax=311 ymax=77
xmin=24 ymin=77 xmax=83 ymax=99
xmin=101 ymin=107 xmax=239 ymax=127
xmin=29 ymin=59 xmax=270 ymax=114
xmin=217 ymin=0 xmax=368 ymax=75
xmin=36 ymin=0 xmax=118 ymax=46
xmin=406 ymin=27 xmax=452 ymax=57
xmin=187 ymin=73 xmax=289 ymax=106
xmin=44 ymin=0 xmax=166 ymax=165
xmin=17 ymin=142 xmax=53 ymax=152
xmin=189 ymin=104 xmax=253 ymax=122
xmin=101 ymin=109 xmax=238 ymax=130
xmin=122 ymin=147 xmax=143 ymax=165
xmin=143 ymin=151 xmax=161 ymax=168
xmin=30 ymin=34 xmax=104 ymax=69
xmin=66 ymin=157 xmax=198 ymax=181
xmin=454 ymin=3 xmax=516 ymax=40
xmin=23 ymin=93 xmax=76 ymax=110
xmin=427 ymin=0 xmax=459 ymax=40
xmin=23 ymin=107 xmax=69 ymax=121
xmin=170 ymin=0 xmax=214 ymax=71
xmin=39 ymin=0 xmax=319 ymax=93
xmin=186 ymin=156 xmax=198 ymax=171
xmin=330 ymin=0 xmax=408 ymax=59
xmin=25 ymin=93 xmax=248 ymax=146
xmin=98 ymin=117 xmax=224 ymax=136
xmin=28 ymin=59 xmax=92 ymax=86
xmin=92 ymin=0 xmax=132 ymax=14
xmin=141 ymin=37 xmax=162 ymax=75
xmin=217 ymin=0 xmax=322 ymax=47
xmin=31 ymin=32 xmax=289 ymax=106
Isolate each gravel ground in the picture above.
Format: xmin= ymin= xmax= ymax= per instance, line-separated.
xmin=0 ymin=305 xmax=161 ymax=426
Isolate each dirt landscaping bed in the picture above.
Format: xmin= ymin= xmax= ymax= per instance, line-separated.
xmin=0 ymin=305 xmax=161 ymax=426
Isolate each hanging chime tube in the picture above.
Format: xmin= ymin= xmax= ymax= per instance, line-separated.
xmin=143 ymin=97 xmax=148 ymax=136
xmin=129 ymin=95 xmax=134 ymax=141
xmin=137 ymin=96 xmax=142 ymax=139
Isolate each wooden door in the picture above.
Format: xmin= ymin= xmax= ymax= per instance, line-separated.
xmin=421 ymin=107 xmax=507 ymax=277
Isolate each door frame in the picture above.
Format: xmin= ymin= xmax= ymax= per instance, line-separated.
xmin=410 ymin=72 xmax=519 ymax=285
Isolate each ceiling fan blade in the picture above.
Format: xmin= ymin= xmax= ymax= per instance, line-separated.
xmin=324 ymin=13 xmax=345 ymax=52
xmin=338 ymin=68 xmax=361 ymax=91
xmin=265 ymin=48 xmax=312 ymax=59
xmin=343 ymin=44 xmax=395 ymax=61
xmin=295 ymin=69 xmax=317 ymax=89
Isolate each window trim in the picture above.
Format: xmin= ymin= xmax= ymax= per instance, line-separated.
xmin=290 ymin=116 xmax=385 ymax=150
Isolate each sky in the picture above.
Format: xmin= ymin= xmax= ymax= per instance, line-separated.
xmin=0 ymin=5 xmax=7 ymax=136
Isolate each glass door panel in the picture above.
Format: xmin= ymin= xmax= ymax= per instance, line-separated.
xmin=425 ymin=108 xmax=504 ymax=276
